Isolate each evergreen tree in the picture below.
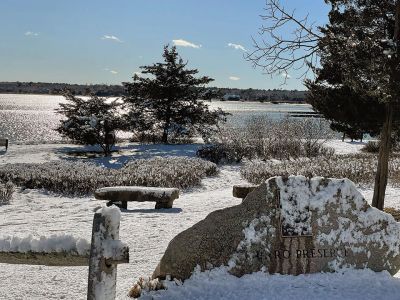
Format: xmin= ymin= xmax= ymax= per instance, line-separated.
xmin=306 ymin=80 xmax=385 ymax=140
xmin=56 ymin=92 xmax=124 ymax=156
xmin=307 ymin=0 xmax=400 ymax=209
xmin=123 ymin=45 xmax=228 ymax=144
xmin=248 ymin=0 xmax=400 ymax=209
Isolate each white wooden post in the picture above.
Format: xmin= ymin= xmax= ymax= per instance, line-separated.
xmin=87 ymin=207 xmax=129 ymax=300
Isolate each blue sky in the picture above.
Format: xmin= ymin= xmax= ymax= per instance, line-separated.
xmin=0 ymin=0 xmax=329 ymax=90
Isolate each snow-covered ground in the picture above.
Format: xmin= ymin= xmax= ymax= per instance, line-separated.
xmin=0 ymin=140 xmax=400 ymax=299
xmin=325 ymin=140 xmax=367 ymax=155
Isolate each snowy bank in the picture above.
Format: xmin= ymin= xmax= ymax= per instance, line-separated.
xmin=140 ymin=266 xmax=400 ymax=300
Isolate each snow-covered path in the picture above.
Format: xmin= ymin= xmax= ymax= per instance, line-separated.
xmin=1 ymin=142 xmax=400 ymax=299
xmin=0 ymin=165 xmax=245 ymax=299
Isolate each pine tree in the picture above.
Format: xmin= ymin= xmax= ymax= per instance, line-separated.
xmin=56 ymin=92 xmax=124 ymax=156
xmin=306 ymin=79 xmax=385 ymax=141
xmin=123 ymin=45 xmax=228 ymax=144
xmin=307 ymin=0 xmax=400 ymax=209
xmin=248 ymin=0 xmax=400 ymax=210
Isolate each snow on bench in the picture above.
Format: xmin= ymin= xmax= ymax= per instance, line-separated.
xmin=94 ymin=186 xmax=180 ymax=209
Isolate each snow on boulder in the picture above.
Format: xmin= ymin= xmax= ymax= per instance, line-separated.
xmin=152 ymin=176 xmax=400 ymax=281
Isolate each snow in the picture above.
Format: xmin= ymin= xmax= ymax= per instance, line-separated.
xmin=98 ymin=205 xmax=122 ymax=234
xmin=277 ymin=176 xmax=313 ymax=236
xmin=140 ymin=267 xmax=400 ymax=300
xmin=0 ymin=234 xmax=90 ymax=255
xmin=275 ymin=176 xmax=400 ymax=269
xmin=324 ymin=140 xmax=366 ymax=155
xmin=0 ymin=140 xmax=400 ymax=299
xmin=91 ymin=206 xmax=123 ymax=300
xmin=228 ymin=214 xmax=275 ymax=268
xmin=102 ymin=240 xmax=127 ymax=260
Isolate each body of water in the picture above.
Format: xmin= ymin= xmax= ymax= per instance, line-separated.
xmin=0 ymin=94 xmax=314 ymax=144
xmin=206 ymin=100 xmax=313 ymax=125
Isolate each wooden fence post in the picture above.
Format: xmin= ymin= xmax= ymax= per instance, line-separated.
xmin=87 ymin=207 xmax=129 ymax=300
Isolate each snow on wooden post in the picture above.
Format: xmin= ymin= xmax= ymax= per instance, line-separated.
xmin=87 ymin=206 xmax=129 ymax=300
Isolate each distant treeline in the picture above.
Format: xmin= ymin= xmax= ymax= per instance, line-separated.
xmin=0 ymin=81 xmax=307 ymax=102
xmin=0 ymin=82 xmax=125 ymax=97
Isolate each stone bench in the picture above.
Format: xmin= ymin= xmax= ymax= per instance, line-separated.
xmin=0 ymin=139 xmax=8 ymax=151
xmin=232 ymin=184 xmax=258 ymax=200
xmin=94 ymin=186 xmax=179 ymax=209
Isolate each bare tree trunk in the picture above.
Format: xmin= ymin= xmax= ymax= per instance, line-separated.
xmin=162 ymin=106 xmax=172 ymax=144
xmin=162 ymin=127 xmax=169 ymax=144
xmin=372 ymin=103 xmax=393 ymax=210
xmin=103 ymin=130 xmax=115 ymax=157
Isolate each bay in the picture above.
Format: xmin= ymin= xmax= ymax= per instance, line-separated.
xmin=0 ymin=94 xmax=314 ymax=144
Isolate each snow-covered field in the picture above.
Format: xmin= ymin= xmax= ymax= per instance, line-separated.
xmin=1 ymin=140 xmax=400 ymax=299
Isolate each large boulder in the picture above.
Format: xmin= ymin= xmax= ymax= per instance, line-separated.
xmin=153 ymin=176 xmax=400 ymax=281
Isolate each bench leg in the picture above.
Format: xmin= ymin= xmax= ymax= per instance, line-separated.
xmin=121 ymin=201 xmax=128 ymax=209
xmin=155 ymin=200 xmax=173 ymax=209
xmin=106 ymin=200 xmax=127 ymax=210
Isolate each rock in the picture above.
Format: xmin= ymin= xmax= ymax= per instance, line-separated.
xmin=232 ymin=184 xmax=258 ymax=199
xmin=153 ymin=176 xmax=400 ymax=281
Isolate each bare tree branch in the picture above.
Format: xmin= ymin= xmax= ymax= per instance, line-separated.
xmin=246 ymin=0 xmax=323 ymax=81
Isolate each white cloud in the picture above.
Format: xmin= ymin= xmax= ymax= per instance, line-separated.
xmin=101 ymin=35 xmax=123 ymax=43
xmin=104 ymin=68 xmax=118 ymax=74
xmin=281 ymin=73 xmax=291 ymax=79
xmin=25 ymin=31 xmax=39 ymax=37
xmin=229 ymin=76 xmax=240 ymax=81
xmin=172 ymin=39 xmax=201 ymax=48
xmin=228 ymin=43 xmax=247 ymax=52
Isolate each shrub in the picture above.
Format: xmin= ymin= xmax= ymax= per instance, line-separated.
xmin=0 ymin=157 xmax=218 ymax=196
xmin=198 ymin=116 xmax=335 ymax=163
xmin=197 ymin=144 xmax=246 ymax=164
xmin=121 ymin=157 xmax=218 ymax=189
xmin=241 ymin=153 xmax=400 ymax=187
xmin=361 ymin=141 xmax=380 ymax=153
xmin=0 ymin=181 xmax=15 ymax=205
xmin=128 ymin=277 xmax=165 ymax=298
xmin=56 ymin=92 xmax=125 ymax=156
xmin=384 ymin=207 xmax=400 ymax=222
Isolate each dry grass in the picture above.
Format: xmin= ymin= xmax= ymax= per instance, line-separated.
xmin=241 ymin=153 xmax=400 ymax=187
xmin=0 ymin=181 xmax=15 ymax=205
xmin=384 ymin=207 xmax=400 ymax=222
xmin=198 ymin=116 xmax=334 ymax=163
xmin=0 ymin=157 xmax=218 ymax=196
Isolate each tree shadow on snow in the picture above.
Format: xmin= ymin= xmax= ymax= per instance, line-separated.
xmin=344 ymin=141 xmax=366 ymax=145
xmin=121 ymin=207 xmax=183 ymax=214
xmin=54 ymin=143 xmax=203 ymax=169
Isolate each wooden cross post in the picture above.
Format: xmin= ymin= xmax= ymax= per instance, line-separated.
xmin=87 ymin=207 xmax=129 ymax=300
